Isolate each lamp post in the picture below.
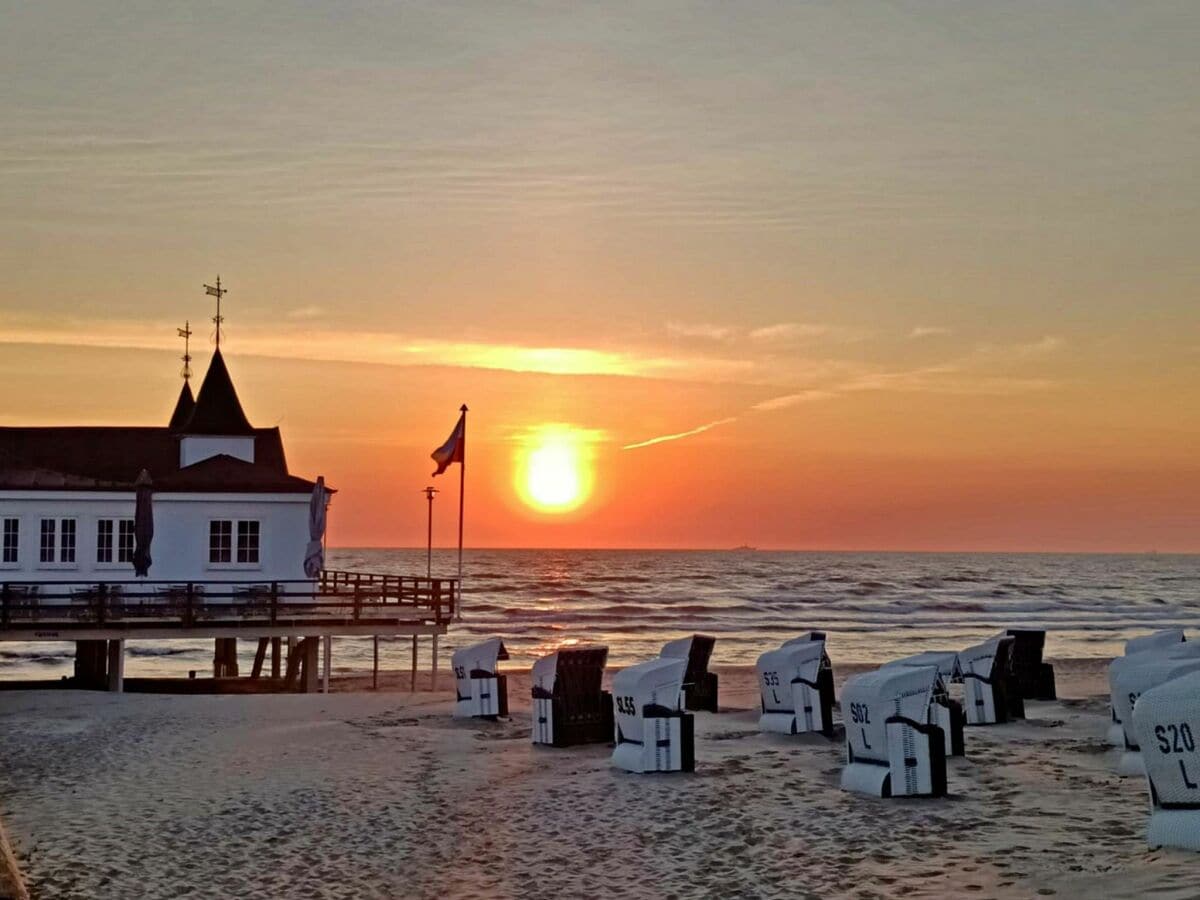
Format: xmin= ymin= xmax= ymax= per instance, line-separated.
xmin=423 ymin=486 xmax=439 ymax=579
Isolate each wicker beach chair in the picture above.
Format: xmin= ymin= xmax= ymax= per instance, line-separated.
xmin=451 ymin=637 xmax=509 ymax=719
xmin=531 ymin=646 xmax=613 ymax=747
xmin=757 ymin=632 xmax=835 ymax=738
xmin=611 ymin=656 xmax=694 ymax=773
xmin=960 ymin=636 xmax=1023 ymax=725
xmin=840 ymin=665 xmax=948 ymax=798
xmin=1005 ymin=629 xmax=1057 ymax=701
xmin=1110 ymin=655 xmax=1200 ymax=776
xmin=1107 ymin=631 xmax=1193 ymax=746
xmin=1132 ymin=669 xmax=1200 ymax=851
xmin=660 ymin=634 xmax=718 ymax=713
xmin=880 ymin=651 xmax=966 ymax=757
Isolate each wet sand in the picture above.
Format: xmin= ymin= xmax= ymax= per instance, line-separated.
xmin=1 ymin=659 xmax=1198 ymax=899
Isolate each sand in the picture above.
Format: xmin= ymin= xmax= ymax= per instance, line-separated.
xmin=1 ymin=659 xmax=1199 ymax=899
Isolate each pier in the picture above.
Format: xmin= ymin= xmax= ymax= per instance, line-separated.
xmin=0 ymin=569 xmax=456 ymax=694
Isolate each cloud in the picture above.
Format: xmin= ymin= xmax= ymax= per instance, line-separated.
xmin=286 ymin=305 xmax=325 ymax=320
xmin=622 ymin=417 xmax=739 ymax=450
xmin=909 ymin=325 xmax=952 ymax=339
xmin=747 ymin=322 xmax=830 ymax=341
xmin=667 ymin=322 xmax=734 ymax=341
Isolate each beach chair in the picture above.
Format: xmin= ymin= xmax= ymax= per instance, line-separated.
xmin=1005 ymin=629 xmax=1057 ymax=701
xmin=757 ymin=634 xmax=835 ymax=737
xmin=611 ymin=656 xmax=694 ymax=773
xmin=1132 ymin=670 xmax=1200 ymax=851
xmin=840 ymin=665 xmax=948 ymax=798
xmin=531 ymin=646 xmax=613 ymax=747
xmin=451 ymin=637 xmax=509 ymax=719
xmin=660 ymin=634 xmax=718 ymax=713
xmin=1108 ymin=632 xmax=1195 ymax=746
xmin=960 ymin=636 xmax=1023 ymax=725
xmin=880 ymin=652 xmax=965 ymax=757
xmin=1110 ymin=656 xmax=1200 ymax=776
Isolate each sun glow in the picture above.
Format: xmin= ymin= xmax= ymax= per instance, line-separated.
xmin=515 ymin=425 xmax=598 ymax=514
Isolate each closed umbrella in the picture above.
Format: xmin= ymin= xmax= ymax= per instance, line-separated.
xmin=303 ymin=476 xmax=327 ymax=578
xmin=132 ymin=469 xmax=154 ymax=577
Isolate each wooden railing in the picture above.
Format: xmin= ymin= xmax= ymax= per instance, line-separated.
xmin=0 ymin=570 xmax=457 ymax=631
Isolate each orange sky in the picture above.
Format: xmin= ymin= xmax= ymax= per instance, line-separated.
xmin=1 ymin=3 xmax=1198 ymax=551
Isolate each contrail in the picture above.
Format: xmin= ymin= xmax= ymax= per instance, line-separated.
xmin=621 ymin=417 xmax=738 ymax=450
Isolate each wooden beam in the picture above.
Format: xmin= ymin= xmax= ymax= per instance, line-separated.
xmin=270 ymin=637 xmax=281 ymax=678
xmin=410 ymin=635 xmax=418 ymax=692
xmin=250 ymin=638 xmax=269 ymax=679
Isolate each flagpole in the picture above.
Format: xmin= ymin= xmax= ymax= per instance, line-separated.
xmin=457 ymin=404 xmax=467 ymax=621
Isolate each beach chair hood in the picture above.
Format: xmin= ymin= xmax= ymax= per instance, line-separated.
xmin=1125 ymin=629 xmax=1186 ymax=656
xmin=1112 ymin=658 xmax=1200 ymax=764
xmin=451 ymin=637 xmax=509 ymax=718
xmin=842 ymin=665 xmax=938 ymax=765
xmin=611 ymin=656 xmax=693 ymax=773
xmin=881 ymin=650 xmax=963 ymax=681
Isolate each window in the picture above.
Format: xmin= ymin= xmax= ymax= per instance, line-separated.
xmin=118 ymin=520 xmax=135 ymax=564
xmin=209 ymin=520 xmax=260 ymax=565
xmin=97 ymin=519 xmax=136 ymax=564
xmin=97 ymin=519 xmax=113 ymax=563
xmin=209 ymin=520 xmax=232 ymax=564
xmin=59 ymin=519 xmax=76 ymax=563
xmin=2 ymin=518 xmax=17 ymax=564
xmin=40 ymin=519 xmax=55 ymax=563
xmin=236 ymin=520 xmax=260 ymax=564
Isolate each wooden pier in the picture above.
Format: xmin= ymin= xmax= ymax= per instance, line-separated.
xmin=0 ymin=570 xmax=456 ymax=694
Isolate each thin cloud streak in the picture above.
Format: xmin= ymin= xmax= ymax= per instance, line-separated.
xmin=622 ymin=417 xmax=739 ymax=450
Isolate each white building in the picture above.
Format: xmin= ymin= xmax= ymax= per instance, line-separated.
xmin=0 ymin=347 xmax=324 ymax=590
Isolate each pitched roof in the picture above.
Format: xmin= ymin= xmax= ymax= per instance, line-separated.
xmin=181 ymin=349 xmax=254 ymax=436
xmin=167 ymin=382 xmax=196 ymax=431
xmin=0 ymin=426 xmax=306 ymax=493
xmin=155 ymin=454 xmax=319 ymax=493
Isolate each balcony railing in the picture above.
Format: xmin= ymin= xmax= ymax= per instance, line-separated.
xmin=0 ymin=569 xmax=457 ymax=631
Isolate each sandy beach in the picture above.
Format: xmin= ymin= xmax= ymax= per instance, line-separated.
xmin=1 ymin=659 xmax=1199 ymax=899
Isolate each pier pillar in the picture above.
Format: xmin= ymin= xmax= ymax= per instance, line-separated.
xmin=271 ymin=637 xmax=281 ymax=679
xmin=106 ymin=639 xmax=124 ymax=693
xmin=74 ymin=640 xmax=108 ymax=690
xmin=410 ymin=636 xmax=418 ymax=692
xmin=213 ymin=638 xmax=239 ymax=678
xmin=431 ymin=634 xmax=439 ymax=692
xmin=301 ymin=637 xmax=319 ymax=693
xmin=322 ymin=635 xmax=332 ymax=694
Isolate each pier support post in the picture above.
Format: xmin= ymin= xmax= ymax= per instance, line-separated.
xmin=372 ymin=636 xmax=379 ymax=691
xmin=213 ymin=638 xmax=239 ymax=678
xmin=322 ymin=635 xmax=332 ymax=694
xmin=431 ymin=634 xmax=439 ymax=692
xmin=106 ymin=639 xmax=124 ymax=693
xmin=271 ymin=637 xmax=281 ymax=679
xmin=301 ymin=637 xmax=319 ymax=693
xmin=411 ymin=636 xmax=418 ymax=692
xmin=74 ymin=640 xmax=108 ymax=690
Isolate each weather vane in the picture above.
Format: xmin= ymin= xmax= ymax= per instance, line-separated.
xmin=177 ymin=320 xmax=193 ymax=382
xmin=203 ymin=276 xmax=227 ymax=347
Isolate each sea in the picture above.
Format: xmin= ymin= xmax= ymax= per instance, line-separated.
xmin=1 ymin=549 xmax=1197 ymax=681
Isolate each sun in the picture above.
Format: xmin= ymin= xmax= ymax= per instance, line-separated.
xmin=515 ymin=425 xmax=596 ymax=514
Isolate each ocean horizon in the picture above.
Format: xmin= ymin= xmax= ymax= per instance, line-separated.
xmin=3 ymin=548 xmax=1197 ymax=681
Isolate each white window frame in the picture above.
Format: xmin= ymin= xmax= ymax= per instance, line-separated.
xmin=95 ymin=518 xmax=137 ymax=568
xmin=208 ymin=519 xmax=261 ymax=570
xmin=0 ymin=516 xmax=19 ymax=568
xmin=38 ymin=517 xmax=78 ymax=570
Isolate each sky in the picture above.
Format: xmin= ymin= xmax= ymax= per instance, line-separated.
xmin=1 ymin=1 xmax=1198 ymax=551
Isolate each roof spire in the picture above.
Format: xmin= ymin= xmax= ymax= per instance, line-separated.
xmin=204 ymin=276 xmax=227 ymax=347
xmin=177 ymin=320 xmax=193 ymax=382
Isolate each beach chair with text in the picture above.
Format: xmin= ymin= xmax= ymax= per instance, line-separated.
xmin=1005 ymin=629 xmax=1056 ymax=701
xmin=839 ymin=665 xmax=947 ymax=798
xmin=611 ymin=656 xmax=694 ymax=773
xmin=660 ymin=634 xmax=718 ymax=713
xmin=757 ymin=632 xmax=835 ymax=737
xmin=452 ymin=637 xmax=510 ymax=719
xmin=1108 ymin=630 xmax=1191 ymax=746
xmin=1133 ymin=669 xmax=1200 ymax=851
xmin=880 ymin=652 xmax=965 ymax=757
xmin=960 ymin=636 xmax=1023 ymax=725
xmin=531 ymin=646 xmax=614 ymax=747
xmin=1110 ymin=656 xmax=1200 ymax=776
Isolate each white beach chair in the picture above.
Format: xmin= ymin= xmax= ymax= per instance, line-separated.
xmin=1107 ymin=634 xmax=1196 ymax=746
xmin=959 ymin=636 xmax=1021 ymax=725
xmin=451 ymin=637 xmax=509 ymax=719
xmin=1132 ymin=669 xmax=1200 ymax=850
xmin=840 ymin=665 xmax=948 ymax=798
xmin=530 ymin=646 xmax=612 ymax=747
xmin=756 ymin=634 xmax=835 ymax=737
xmin=881 ymin=651 xmax=966 ymax=757
xmin=1110 ymin=656 xmax=1200 ymax=776
xmin=611 ymin=656 xmax=694 ymax=773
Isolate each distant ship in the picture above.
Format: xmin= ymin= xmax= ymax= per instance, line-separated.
xmin=730 ymin=544 xmax=757 ymax=552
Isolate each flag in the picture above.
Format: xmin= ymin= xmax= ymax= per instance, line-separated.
xmin=431 ymin=411 xmax=466 ymax=476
